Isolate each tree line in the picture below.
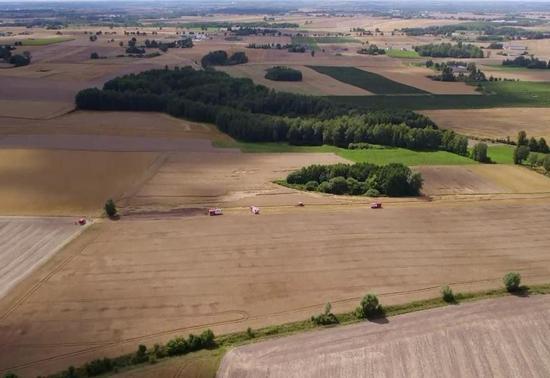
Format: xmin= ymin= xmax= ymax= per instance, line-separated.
xmin=75 ymin=66 xmax=467 ymax=155
xmin=286 ymin=162 xmax=423 ymax=197
xmin=415 ymin=42 xmax=484 ymax=58
xmin=503 ymin=55 xmax=550 ymax=69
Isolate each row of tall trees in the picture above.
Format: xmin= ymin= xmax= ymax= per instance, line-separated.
xmin=415 ymin=42 xmax=484 ymax=58
xmin=503 ymin=55 xmax=550 ymax=69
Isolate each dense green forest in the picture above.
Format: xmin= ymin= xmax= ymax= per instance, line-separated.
xmin=503 ymin=55 xmax=550 ymax=69
xmin=264 ymin=66 xmax=303 ymax=81
xmin=75 ymin=66 xmax=467 ymax=154
xmin=200 ymin=50 xmax=248 ymax=67
xmin=402 ymin=21 xmax=550 ymax=40
xmin=285 ymin=162 xmax=423 ymax=197
xmin=414 ymin=43 xmax=484 ymax=58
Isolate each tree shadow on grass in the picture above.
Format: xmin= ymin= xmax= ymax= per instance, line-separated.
xmin=509 ymin=285 xmax=530 ymax=298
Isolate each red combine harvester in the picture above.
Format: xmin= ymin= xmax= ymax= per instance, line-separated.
xmin=370 ymin=202 xmax=382 ymax=209
xmin=208 ymin=208 xmax=223 ymax=216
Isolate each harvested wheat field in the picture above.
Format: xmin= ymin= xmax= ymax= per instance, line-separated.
xmin=218 ymin=64 xmax=372 ymax=95
xmin=0 ymin=216 xmax=87 ymax=299
xmin=126 ymin=151 xmax=348 ymax=213
xmin=1 ymin=201 xmax=550 ymax=376
xmin=423 ymin=108 xmax=550 ymax=140
xmin=0 ymin=149 xmax=159 ymax=216
xmin=0 ymin=111 xmax=225 ymax=140
xmin=416 ymin=165 xmax=550 ymax=196
xmin=219 ymin=295 xmax=550 ymax=378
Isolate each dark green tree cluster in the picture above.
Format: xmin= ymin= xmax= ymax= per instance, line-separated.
xmin=357 ymin=44 xmax=386 ymax=55
xmin=428 ymin=61 xmax=486 ymax=82
xmin=415 ymin=42 xmax=484 ymax=58
xmin=471 ymin=142 xmax=490 ymax=163
xmin=287 ymin=45 xmax=306 ymax=53
xmin=286 ymin=162 xmax=423 ymax=197
xmin=1 ymin=45 xmax=31 ymax=67
xmin=503 ymin=55 xmax=550 ymax=69
xmin=264 ymin=66 xmax=303 ymax=81
xmin=286 ymin=115 xmax=467 ymax=154
xmin=200 ymin=50 xmax=248 ymax=67
xmin=513 ymin=130 xmax=549 ymax=165
xmin=355 ymin=294 xmax=383 ymax=319
xmin=75 ymin=66 xmax=467 ymax=155
xmin=402 ymin=21 xmax=550 ymax=40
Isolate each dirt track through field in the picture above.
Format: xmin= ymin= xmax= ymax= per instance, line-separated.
xmin=1 ymin=201 xmax=550 ymax=376
xmin=218 ymin=295 xmax=550 ymax=378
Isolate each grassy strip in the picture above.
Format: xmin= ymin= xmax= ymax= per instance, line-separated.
xmin=386 ymin=49 xmax=421 ymax=59
xmin=213 ymin=140 xmax=475 ymax=165
xmin=309 ymin=66 xmax=428 ymax=95
xmin=85 ymin=283 xmax=550 ymax=377
xmin=20 ymin=37 xmax=74 ymax=46
xmin=327 ymin=81 xmax=550 ymax=110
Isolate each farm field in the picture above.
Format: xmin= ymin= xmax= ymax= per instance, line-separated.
xmin=217 ymin=64 xmax=372 ymax=96
xmin=1 ymin=4 xmax=550 ymax=377
xmin=213 ymin=141 xmax=476 ymax=166
xmin=20 ymin=37 xmax=75 ymax=46
xmin=416 ymin=165 xmax=550 ymax=196
xmin=328 ymin=81 xmax=550 ymax=109
xmin=309 ymin=66 xmax=429 ymax=94
xmin=219 ymin=295 xmax=550 ymax=378
xmin=362 ymin=65 xmax=480 ymax=95
xmin=423 ymin=107 xmax=550 ymax=140
xmin=385 ymin=49 xmax=420 ymax=58
xmin=2 ymin=202 xmax=550 ymax=376
xmin=0 ymin=216 xmax=86 ymax=299
xmin=0 ymin=149 xmax=159 ymax=216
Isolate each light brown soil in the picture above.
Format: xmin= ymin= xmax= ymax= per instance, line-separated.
xmin=0 ymin=216 xmax=87 ymax=299
xmin=0 ymin=149 xmax=159 ymax=216
xmin=218 ymin=64 xmax=372 ymax=96
xmin=416 ymin=165 xmax=550 ymax=196
xmin=422 ymin=108 xmax=550 ymax=140
xmin=219 ymin=295 xmax=550 ymax=378
xmin=2 ymin=201 xmax=550 ymax=376
xmin=0 ymin=111 xmax=227 ymax=140
xmin=126 ymin=151 xmax=348 ymax=213
xmin=416 ymin=166 xmax=506 ymax=195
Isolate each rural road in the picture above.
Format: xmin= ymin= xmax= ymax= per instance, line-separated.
xmin=218 ymin=295 xmax=550 ymax=378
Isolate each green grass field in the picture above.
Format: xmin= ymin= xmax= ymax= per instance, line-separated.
xmin=327 ymin=81 xmax=550 ymax=109
xmin=487 ymin=144 xmax=515 ymax=164
xmin=214 ymin=141 xmax=475 ymax=165
xmin=20 ymin=37 xmax=74 ymax=46
xmin=308 ymin=66 xmax=429 ymax=95
xmin=291 ymin=36 xmax=358 ymax=49
xmin=386 ymin=49 xmax=421 ymax=58
xmin=291 ymin=36 xmax=319 ymax=50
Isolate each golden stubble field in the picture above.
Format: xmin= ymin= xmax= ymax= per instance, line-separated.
xmin=2 ymin=200 xmax=550 ymax=376
xmin=422 ymin=107 xmax=550 ymax=140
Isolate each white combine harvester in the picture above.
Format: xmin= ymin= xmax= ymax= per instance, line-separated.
xmin=249 ymin=206 xmax=260 ymax=215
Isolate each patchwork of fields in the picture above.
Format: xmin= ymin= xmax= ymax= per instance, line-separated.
xmin=1 ymin=8 xmax=550 ymax=377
